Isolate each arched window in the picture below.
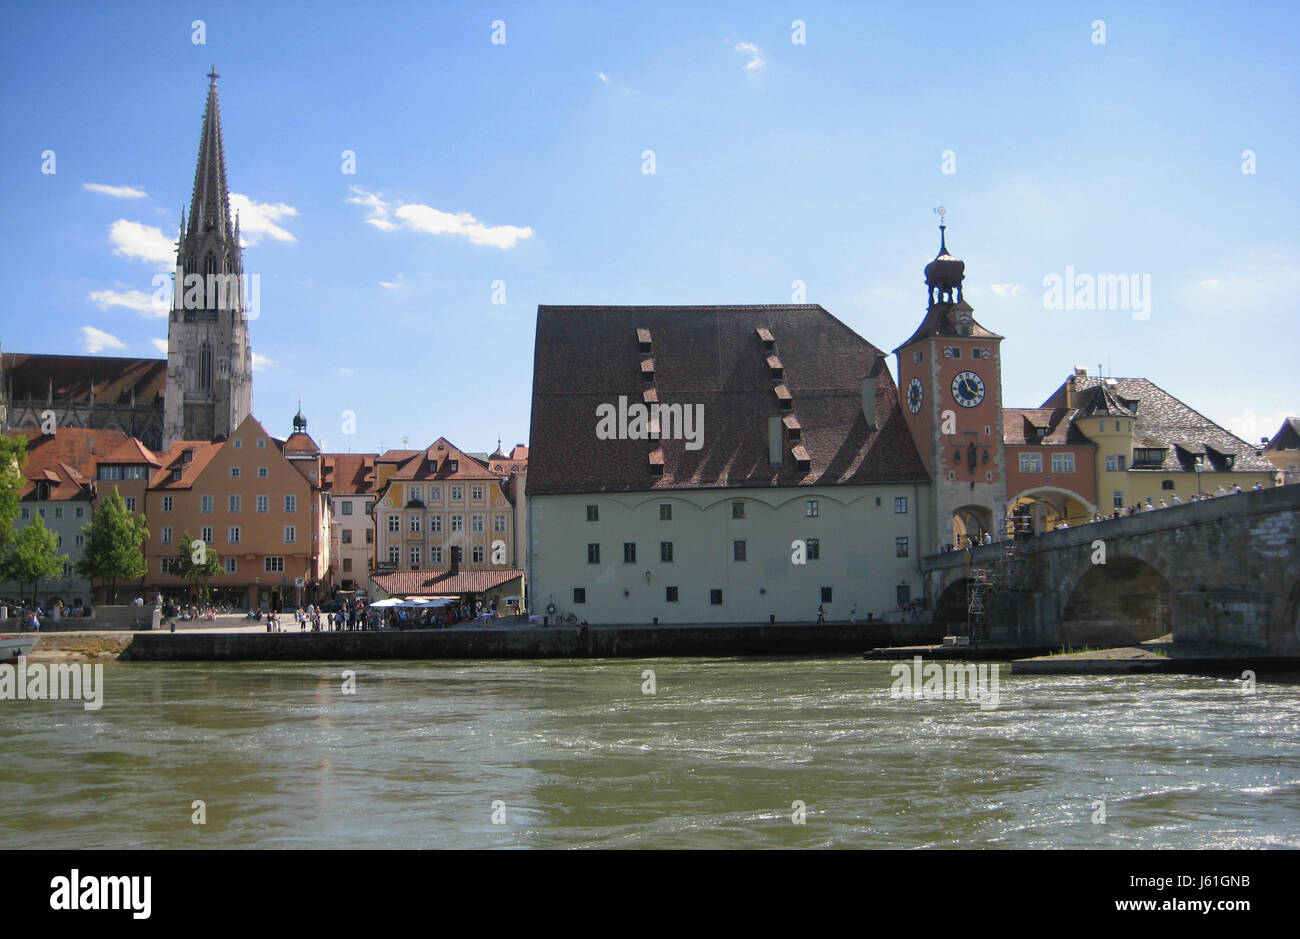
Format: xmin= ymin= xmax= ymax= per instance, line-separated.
xmin=205 ymin=253 xmax=217 ymax=276
xmin=200 ymin=341 xmax=213 ymax=394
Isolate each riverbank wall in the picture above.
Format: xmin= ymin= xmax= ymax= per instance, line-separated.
xmin=124 ymin=621 xmax=943 ymax=661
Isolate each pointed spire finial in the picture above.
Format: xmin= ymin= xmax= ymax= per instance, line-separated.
xmin=208 ymin=65 xmax=219 ymax=86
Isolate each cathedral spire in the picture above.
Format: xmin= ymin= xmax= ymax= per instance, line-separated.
xmin=187 ymin=67 xmax=232 ymax=239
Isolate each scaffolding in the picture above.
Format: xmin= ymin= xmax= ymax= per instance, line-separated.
xmin=966 ymin=537 xmax=1033 ymax=642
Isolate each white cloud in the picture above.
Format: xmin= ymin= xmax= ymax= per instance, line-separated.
xmin=379 ymin=279 xmax=401 ymax=289
xmin=89 ymin=287 xmax=168 ymax=318
xmin=80 ymin=326 xmax=126 ymax=354
xmin=252 ymin=352 xmax=274 ymax=372
xmin=348 ymin=187 xmax=533 ymax=249
xmin=109 ymin=219 xmax=175 ymax=265
xmin=989 ymin=283 xmax=1025 ymax=296
xmin=338 ymin=367 xmax=353 ymax=376
xmin=597 ymin=72 xmax=609 ymax=84
xmin=1199 ymin=278 xmax=1221 ymax=287
xmin=734 ymin=41 xmax=765 ymax=72
xmin=84 ymin=182 xmax=147 ymax=199
xmin=151 ymin=338 xmax=168 ymax=354
xmin=229 ymin=193 xmax=298 ymax=245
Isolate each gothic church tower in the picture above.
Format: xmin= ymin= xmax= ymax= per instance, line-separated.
xmin=163 ymin=68 xmax=254 ymax=447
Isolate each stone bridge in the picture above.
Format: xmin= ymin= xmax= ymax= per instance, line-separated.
xmin=921 ymin=485 xmax=1300 ymax=654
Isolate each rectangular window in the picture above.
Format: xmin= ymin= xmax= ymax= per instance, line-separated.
xmin=451 ymin=485 xmax=463 ymax=501
xmin=224 ymin=557 xmax=237 ymax=574
xmin=75 ymin=506 xmax=84 ymax=518
xmin=162 ymin=496 xmax=173 ymax=513
xmin=430 ymin=514 xmax=443 ymax=533
xmin=233 ymin=438 xmax=242 ymax=449
xmin=264 ymin=556 xmax=284 ymax=573
xmin=471 ymin=514 xmax=484 ymax=533
xmin=659 ymin=504 xmax=672 ymax=521
xmin=805 ymin=499 xmax=819 ymax=517
xmin=732 ymin=501 xmax=745 ymax=519
xmin=943 ymin=346 xmax=961 ymax=359
xmin=807 ymin=538 xmax=820 ymax=560
xmin=409 ymin=514 xmax=421 ymax=533
xmin=666 ymin=586 xmax=678 ymax=602
xmin=472 ymin=545 xmax=484 ymax=564
xmin=387 ymin=515 xmax=401 ymax=533
xmin=201 ymin=495 xmax=213 ymax=514
xmin=257 ymin=439 xmax=266 ymax=449
xmin=821 ymin=586 xmax=833 ymax=603
xmin=161 ymin=526 xmax=173 ymax=545
xmin=228 ymin=526 xmax=241 ymax=544
xmin=1113 ymin=490 xmax=1124 ymax=509
xmin=733 ymin=540 xmax=746 ymax=562
xmin=896 ymin=537 xmax=909 ymax=558
xmin=1052 ymin=453 xmax=1076 ymax=473
xmin=573 ymin=588 xmax=586 ymax=604
xmin=587 ymin=543 xmax=600 ymax=564
xmin=660 ymin=541 xmax=673 ymax=562
xmin=894 ymin=497 xmax=908 ymax=514
xmin=365 ymin=530 xmax=373 ymax=544
xmin=710 ymin=589 xmax=723 ymax=606
xmin=586 ymin=505 xmax=599 ymax=521
xmin=74 ymin=534 xmax=84 ymax=547
xmin=624 ymin=542 xmax=637 ymax=563
xmin=99 ymin=466 xmax=122 ymax=480
xmin=365 ymin=501 xmax=374 ymax=514
xmin=171 ymin=470 xmax=181 ymax=482
xmin=124 ymin=497 xmax=137 ymax=512
xmin=1105 ymin=455 xmax=1127 ymax=472
xmin=229 ymin=494 xmax=241 ymax=512
xmin=913 ymin=350 xmax=923 ymax=364
xmin=20 ymin=507 xmax=29 ymax=519
xmin=493 ymin=515 xmax=506 ymax=533
xmin=284 ymin=495 xmax=297 ymax=513
xmin=427 ymin=488 xmax=440 ymax=503
xmin=409 ymin=546 xmax=421 ymax=566
xmin=200 ymin=526 xmax=213 ymax=543
xmin=258 ymin=466 xmax=268 ymax=478
xmin=472 ymin=485 xmax=484 ymax=501
xmin=409 ymin=485 xmax=422 ymax=503
xmin=230 ymin=466 xmax=240 ymax=478
xmin=341 ymin=501 xmax=353 ymax=516
xmin=451 ymin=514 xmax=463 ymax=532
xmin=448 ymin=460 xmax=458 ymax=473
xmin=429 ymin=545 xmax=442 ymax=565
xmin=284 ymin=526 xmax=296 ymax=543
xmin=388 ymin=545 xmax=400 ymax=564
xmin=161 ymin=558 xmax=177 ymax=574
xmin=256 ymin=495 xmax=269 ymax=513
xmin=1019 ymin=453 xmax=1043 ymax=473
xmin=54 ymin=507 xmax=62 ymax=519
xmin=342 ymin=529 xmax=352 ymax=544
xmin=1162 ymin=479 xmax=1175 ymax=490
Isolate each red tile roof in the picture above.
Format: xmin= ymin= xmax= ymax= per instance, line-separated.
xmin=527 ymin=305 xmax=927 ymax=495
xmin=369 ymin=568 xmax=524 ymax=597
xmin=99 ymin=436 xmax=161 ymax=466
xmin=150 ymin=440 xmax=223 ymax=489
xmin=321 ymin=453 xmax=378 ymax=495
xmin=387 ymin=438 xmax=499 ymax=482
xmin=1002 ymin=408 xmax=1090 ymax=446
xmin=893 ymin=300 xmax=1002 ymax=351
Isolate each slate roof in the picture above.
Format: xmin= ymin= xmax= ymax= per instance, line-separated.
xmin=2 ymin=353 xmax=166 ymax=405
xmin=1041 ymin=376 xmax=1275 ymax=473
xmin=369 ymin=568 xmax=524 ymax=597
xmin=1264 ymin=418 xmax=1300 ymax=453
xmin=527 ymin=304 xmax=927 ymax=495
xmin=1002 ymin=408 xmax=1091 ymax=447
xmin=321 ymin=453 xmax=378 ymax=495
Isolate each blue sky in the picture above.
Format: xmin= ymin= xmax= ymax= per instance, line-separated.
xmin=2 ymin=0 xmax=1296 ymax=455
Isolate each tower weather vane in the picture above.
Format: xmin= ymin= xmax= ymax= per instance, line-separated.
xmin=933 ymin=206 xmax=946 ymax=226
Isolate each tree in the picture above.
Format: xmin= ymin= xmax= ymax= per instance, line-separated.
xmin=171 ymin=532 xmax=221 ymax=603
xmin=2 ymin=514 xmax=67 ymax=605
xmin=0 ymin=435 xmax=27 ymax=555
xmin=77 ymin=487 xmax=148 ymax=603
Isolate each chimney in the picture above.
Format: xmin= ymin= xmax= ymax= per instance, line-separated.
xmin=768 ymin=415 xmax=782 ymax=465
xmin=1067 ymin=367 xmax=1088 ymax=408
xmin=861 ymin=375 xmax=877 ymax=431
xmin=449 ymin=545 xmax=461 ymax=576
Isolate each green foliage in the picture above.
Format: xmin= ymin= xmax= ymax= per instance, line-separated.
xmin=2 ymin=514 xmax=66 ymax=604
xmin=171 ymin=531 xmax=221 ymax=601
xmin=77 ymin=487 xmax=149 ymax=603
xmin=0 ymin=435 xmax=27 ymax=552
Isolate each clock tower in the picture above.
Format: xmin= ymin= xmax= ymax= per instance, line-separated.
xmin=894 ymin=225 xmax=1007 ymax=551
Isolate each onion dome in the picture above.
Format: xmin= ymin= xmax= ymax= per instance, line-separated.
xmin=924 ymin=225 xmax=965 ymax=289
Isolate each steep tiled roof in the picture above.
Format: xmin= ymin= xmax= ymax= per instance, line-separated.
xmin=321 ymin=453 xmax=378 ymax=495
xmin=377 ymin=449 xmax=421 ymax=463
xmin=527 ymin=304 xmax=927 ymax=495
xmin=150 ymin=440 xmax=223 ymax=489
xmin=283 ymin=432 xmax=319 ymax=455
xmin=1002 ymin=408 xmax=1091 ymax=446
xmin=893 ymin=301 xmax=1002 ymax=351
xmin=1041 ymin=376 xmax=1275 ymax=473
xmin=2 ymin=353 xmax=166 ymax=405
xmin=370 ymin=568 xmax=524 ymax=597
xmin=99 ymin=436 xmax=161 ymax=466
xmin=388 ymin=438 xmax=499 ymax=481
xmin=1074 ymin=384 xmax=1137 ymax=419
xmin=1264 ymin=418 xmax=1300 ymax=453
xmin=10 ymin=427 xmax=135 ymax=480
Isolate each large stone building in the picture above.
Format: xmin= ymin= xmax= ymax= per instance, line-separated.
xmin=0 ymin=70 xmax=253 ymax=451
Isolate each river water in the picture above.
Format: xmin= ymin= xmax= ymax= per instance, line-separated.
xmin=2 ymin=657 xmax=1297 ymax=849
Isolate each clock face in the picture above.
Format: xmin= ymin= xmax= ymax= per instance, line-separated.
xmin=951 ymin=371 xmax=986 ymax=408
xmin=907 ymin=377 xmax=923 ymax=414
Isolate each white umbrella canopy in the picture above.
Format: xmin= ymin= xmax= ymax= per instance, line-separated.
xmin=371 ymin=598 xmax=402 ymax=608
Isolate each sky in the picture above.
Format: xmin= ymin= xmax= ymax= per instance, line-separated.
xmin=1 ymin=0 xmax=1296 ymax=456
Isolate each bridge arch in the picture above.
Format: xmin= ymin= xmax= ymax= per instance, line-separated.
xmin=1008 ymin=486 xmax=1096 ymax=533
xmin=1060 ymin=554 xmax=1172 ymax=645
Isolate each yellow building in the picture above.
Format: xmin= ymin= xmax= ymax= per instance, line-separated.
xmin=1042 ymin=372 xmax=1275 ymax=513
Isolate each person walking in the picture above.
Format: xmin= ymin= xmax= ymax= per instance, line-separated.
xmin=850 ymin=603 xmax=857 ymax=625
xmin=816 ymin=604 xmax=825 ymax=625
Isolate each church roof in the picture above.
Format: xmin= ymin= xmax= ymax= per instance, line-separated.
xmin=527 ymin=304 xmax=926 ymax=496
xmin=2 ymin=353 xmax=166 ymax=405
xmin=187 ymin=68 xmax=233 ymax=240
